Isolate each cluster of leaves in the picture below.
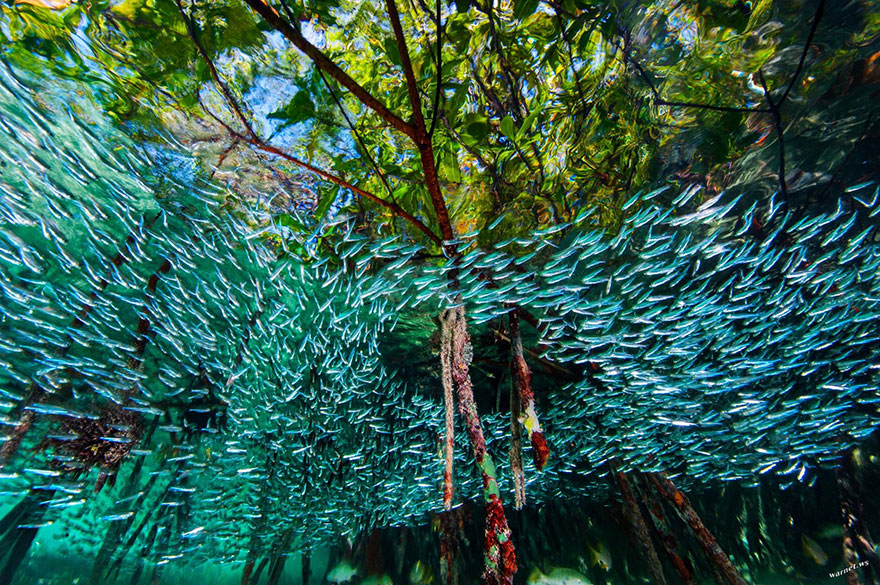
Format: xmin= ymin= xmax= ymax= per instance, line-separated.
xmin=1 ymin=0 xmax=878 ymax=249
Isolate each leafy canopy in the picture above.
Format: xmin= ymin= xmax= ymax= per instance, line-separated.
xmin=1 ymin=0 xmax=877 ymax=253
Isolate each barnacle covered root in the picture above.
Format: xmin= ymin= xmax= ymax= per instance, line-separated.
xmin=509 ymin=312 xmax=549 ymax=471
xmin=445 ymin=304 xmax=517 ymax=585
xmin=529 ymin=432 xmax=550 ymax=472
xmin=438 ymin=509 xmax=461 ymax=585
xmin=483 ymin=494 xmax=516 ymax=585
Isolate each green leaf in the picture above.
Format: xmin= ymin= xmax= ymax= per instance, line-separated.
xmin=446 ymin=83 xmax=468 ymax=116
xmin=278 ymin=214 xmax=305 ymax=231
xmin=441 ymin=151 xmax=461 ymax=182
xmin=268 ymin=91 xmax=315 ymax=129
xmin=193 ymin=58 xmax=211 ymax=83
xmin=500 ymin=114 xmax=516 ymax=140
xmin=516 ymin=105 xmax=543 ymax=137
xmin=497 ymin=150 xmax=515 ymax=163
xmin=315 ymin=185 xmax=339 ymax=221
xmin=513 ymin=0 xmax=540 ymax=21
xmin=463 ymin=113 xmax=488 ymax=142
xmin=445 ymin=16 xmax=471 ymax=51
xmin=383 ymin=37 xmax=401 ymax=68
xmin=518 ymin=104 xmax=543 ymax=137
xmin=454 ymin=0 xmax=471 ymax=13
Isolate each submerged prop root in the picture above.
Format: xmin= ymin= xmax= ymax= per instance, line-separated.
xmin=446 ymin=305 xmax=516 ymax=585
xmin=509 ymin=312 xmax=549 ymax=471
xmin=837 ymin=448 xmax=879 ymax=585
xmin=635 ymin=473 xmax=694 ymax=585
xmin=440 ymin=310 xmax=456 ymax=510
xmin=508 ymin=370 xmax=525 ymax=510
xmin=0 ymin=214 xmax=162 ymax=467
xmin=438 ymin=509 xmax=461 ymax=585
xmin=0 ymin=410 xmax=35 ymax=466
xmin=611 ymin=462 xmax=667 ymax=585
xmin=648 ymin=472 xmax=747 ymax=585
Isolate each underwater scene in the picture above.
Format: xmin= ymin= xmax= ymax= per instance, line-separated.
xmin=0 ymin=0 xmax=879 ymax=584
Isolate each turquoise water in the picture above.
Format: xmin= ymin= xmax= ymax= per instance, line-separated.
xmin=1 ymin=2 xmax=879 ymax=584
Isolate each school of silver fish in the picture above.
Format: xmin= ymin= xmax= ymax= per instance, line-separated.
xmin=0 ymin=52 xmax=878 ymax=572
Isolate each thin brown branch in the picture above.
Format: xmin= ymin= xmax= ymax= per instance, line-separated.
xmin=778 ymin=0 xmax=825 ymax=106
xmin=554 ymin=3 xmax=587 ymax=109
xmin=655 ymin=98 xmax=769 ymax=114
xmin=241 ymin=0 xmax=417 ymax=140
xmin=178 ymin=4 xmax=443 ymax=247
xmin=250 ymin=139 xmax=443 ymax=246
xmin=491 ymin=328 xmax=573 ymax=379
xmin=439 ymin=110 xmax=507 ymax=187
xmin=175 ymin=0 xmax=257 ymax=140
xmin=622 ymin=0 xmax=824 ymax=122
xmin=314 ymin=68 xmax=396 ymax=202
xmin=428 ymin=0 xmax=443 ymax=137
xmin=470 ymin=62 xmax=544 ymax=186
xmin=468 ymin=60 xmax=552 ymax=212
xmin=757 ymin=70 xmax=788 ymax=198
xmin=618 ymin=28 xmax=770 ymax=114
xmin=475 ymin=0 xmax=525 ymax=119
xmin=211 ymin=139 xmax=241 ymax=179
xmin=752 ymin=0 xmax=824 ymax=200
xmin=195 ymin=93 xmax=242 ymax=138
xmin=471 ymin=62 xmax=507 ymax=118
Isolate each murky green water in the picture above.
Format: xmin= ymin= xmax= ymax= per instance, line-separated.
xmin=1 ymin=1 xmax=879 ymax=584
